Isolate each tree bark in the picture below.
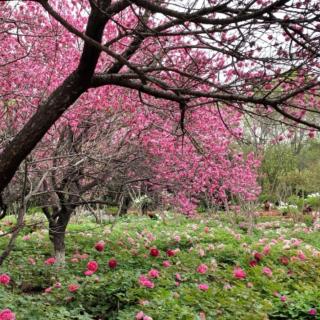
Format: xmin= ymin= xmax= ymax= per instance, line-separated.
xmin=49 ymin=216 xmax=69 ymax=265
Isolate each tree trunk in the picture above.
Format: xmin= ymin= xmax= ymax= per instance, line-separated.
xmin=52 ymin=231 xmax=66 ymax=265
xmin=49 ymin=218 xmax=69 ymax=265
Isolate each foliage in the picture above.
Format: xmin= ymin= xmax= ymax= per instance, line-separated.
xmin=1 ymin=214 xmax=320 ymax=319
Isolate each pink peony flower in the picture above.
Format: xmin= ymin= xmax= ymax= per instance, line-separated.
xmin=263 ymin=245 xmax=271 ymax=255
xmin=249 ymin=260 xmax=257 ymax=267
xmin=198 ymin=284 xmax=209 ymax=291
xmin=44 ymin=287 xmax=52 ymax=294
xmin=0 ymin=309 xmax=15 ymax=320
xmin=143 ymin=316 xmax=153 ymax=320
xmin=166 ymin=249 xmax=175 ymax=257
xmin=138 ymin=275 xmax=154 ymax=289
xmin=44 ymin=257 xmax=56 ymax=265
xmin=175 ymin=273 xmax=182 ymax=281
xmin=309 ymin=308 xmax=317 ymax=316
xmin=136 ymin=311 xmax=145 ymax=320
xmin=280 ymin=295 xmax=287 ymax=302
xmin=84 ymin=270 xmax=94 ymax=276
xmin=262 ymin=267 xmax=273 ymax=277
xmin=148 ymin=269 xmax=160 ymax=278
xmin=149 ymin=248 xmax=159 ymax=257
xmin=297 ymin=251 xmax=306 ymax=261
xmin=68 ymin=284 xmax=80 ymax=292
xmin=292 ymin=239 xmax=302 ymax=247
xmin=0 ymin=274 xmax=10 ymax=286
xmin=95 ymin=241 xmax=105 ymax=252
xmin=162 ymin=260 xmax=171 ymax=268
xmin=87 ymin=260 xmax=98 ymax=272
xmin=254 ymin=252 xmax=263 ymax=261
xmin=279 ymin=256 xmax=289 ymax=265
xmin=54 ymin=282 xmax=62 ymax=288
xmin=197 ymin=264 xmax=208 ymax=274
xmin=108 ymin=258 xmax=117 ymax=269
xmin=233 ymin=267 xmax=246 ymax=279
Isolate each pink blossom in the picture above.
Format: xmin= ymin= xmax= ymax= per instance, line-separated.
xmin=54 ymin=282 xmax=62 ymax=288
xmin=254 ymin=252 xmax=263 ymax=261
xmin=0 ymin=309 xmax=15 ymax=320
xmin=108 ymin=258 xmax=117 ymax=269
xmin=279 ymin=256 xmax=289 ymax=265
xmin=198 ymin=284 xmax=209 ymax=291
xmin=175 ymin=273 xmax=182 ymax=281
xmin=143 ymin=316 xmax=153 ymax=320
xmin=87 ymin=260 xmax=98 ymax=272
xmin=95 ymin=241 xmax=105 ymax=252
xmin=249 ymin=260 xmax=257 ymax=267
xmin=166 ymin=249 xmax=175 ymax=257
xmin=138 ymin=275 xmax=154 ymax=289
xmin=44 ymin=257 xmax=56 ymax=265
xmin=44 ymin=287 xmax=52 ymax=293
xmin=280 ymin=295 xmax=287 ymax=302
xmin=135 ymin=311 xmax=145 ymax=320
xmin=233 ymin=267 xmax=246 ymax=279
xmin=262 ymin=245 xmax=271 ymax=255
xmin=148 ymin=269 xmax=160 ymax=278
xmin=197 ymin=264 xmax=208 ymax=274
xmin=291 ymin=239 xmax=302 ymax=247
xmin=0 ymin=274 xmax=10 ymax=286
xmin=84 ymin=270 xmax=94 ymax=276
xmin=162 ymin=260 xmax=171 ymax=268
xmin=68 ymin=284 xmax=80 ymax=292
xmin=149 ymin=248 xmax=159 ymax=257
xmin=262 ymin=267 xmax=273 ymax=277
xmin=309 ymin=308 xmax=317 ymax=316
xmin=297 ymin=251 xmax=306 ymax=261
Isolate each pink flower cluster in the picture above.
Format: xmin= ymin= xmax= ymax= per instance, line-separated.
xmin=136 ymin=311 xmax=153 ymax=320
xmin=233 ymin=267 xmax=246 ymax=279
xmin=138 ymin=275 xmax=155 ymax=289
xmin=84 ymin=260 xmax=98 ymax=276
xmin=44 ymin=257 xmax=56 ymax=265
xmin=0 ymin=309 xmax=15 ymax=320
xmin=197 ymin=263 xmax=208 ymax=274
xmin=95 ymin=241 xmax=105 ymax=252
xmin=0 ymin=274 xmax=10 ymax=286
xmin=198 ymin=284 xmax=209 ymax=291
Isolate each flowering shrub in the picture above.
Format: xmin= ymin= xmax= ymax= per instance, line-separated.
xmin=1 ymin=214 xmax=320 ymax=319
